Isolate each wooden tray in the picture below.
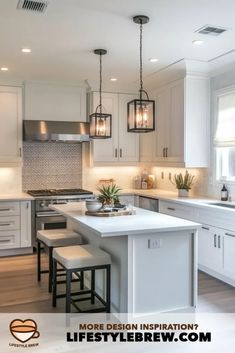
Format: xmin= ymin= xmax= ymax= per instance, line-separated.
xmin=85 ymin=209 xmax=136 ymax=217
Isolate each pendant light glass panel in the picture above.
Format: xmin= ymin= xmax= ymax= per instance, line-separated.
xmin=128 ymin=98 xmax=155 ymax=132
xmin=90 ymin=112 xmax=112 ymax=138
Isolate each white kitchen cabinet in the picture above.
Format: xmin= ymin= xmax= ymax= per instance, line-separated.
xmin=0 ymin=201 xmax=32 ymax=255
xmin=0 ymin=86 xmax=22 ymax=166
xmin=198 ymin=225 xmax=223 ymax=273
xmin=24 ymin=82 xmax=87 ymax=122
xmin=140 ymin=76 xmax=210 ymax=167
xmin=89 ymin=92 xmax=139 ymax=164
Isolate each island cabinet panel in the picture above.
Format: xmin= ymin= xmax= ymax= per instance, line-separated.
xmin=0 ymin=86 xmax=22 ymax=166
xmin=128 ymin=231 xmax=196 ymax=313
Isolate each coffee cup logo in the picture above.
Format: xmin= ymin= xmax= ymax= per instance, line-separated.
xmin=10 ymin=319 xmax=40 ymax=343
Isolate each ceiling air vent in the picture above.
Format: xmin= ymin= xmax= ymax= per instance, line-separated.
xmin=17 ymin=0 xmax=48 ymax=13
xmin=195 ymin=25 xmax=227 ymax=36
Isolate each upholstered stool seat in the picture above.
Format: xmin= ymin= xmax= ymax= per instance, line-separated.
xmin=37 ymin=229 xmax=83 ymax=293
xmin=52 ymin=244 xmax=111 ymax=313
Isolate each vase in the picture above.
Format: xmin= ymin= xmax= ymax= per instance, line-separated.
xmin=178 ymin=189 xmax=189 ymax=197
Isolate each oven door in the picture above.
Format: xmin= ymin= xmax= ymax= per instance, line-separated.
xmin=34 ymin=212 xmax=67 ymax=246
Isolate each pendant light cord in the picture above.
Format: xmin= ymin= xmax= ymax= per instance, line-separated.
xmin=99 ymin=52 xmax=102 ymax=114
xmin=139 ymin=19 xmax=149 ymax=101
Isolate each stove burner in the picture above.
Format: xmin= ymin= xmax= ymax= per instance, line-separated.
xmin=27 ymin=188 xmax=93 ymax=197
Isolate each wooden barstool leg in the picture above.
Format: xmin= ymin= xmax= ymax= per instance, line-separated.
xmin=66 ymin=270 xmax=72 ymax=313
xmin=48 ymin=247 xmax=53 ymax=293
xmin=37 ymin=240 xmax=41 ymax=282
xmin=52 ymin=259 xmax=57 ymax=307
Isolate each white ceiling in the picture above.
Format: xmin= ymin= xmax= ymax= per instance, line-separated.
xmin=0 ymin=0 xmax=235 ymax=90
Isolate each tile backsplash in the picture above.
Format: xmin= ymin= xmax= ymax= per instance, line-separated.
xmin=22 ymin=142 xmax=82 ymax=190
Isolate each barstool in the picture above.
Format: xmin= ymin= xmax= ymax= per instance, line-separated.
xmin=37 ymin=229 xmax=83 ymax=292
xmin=52 ymin=244 xmax=111 ymax=313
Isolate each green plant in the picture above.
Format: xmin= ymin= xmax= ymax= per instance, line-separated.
xmin=97 ymin=184 xmax=122 ymax=206
xmin=171 ymin=170 xmax=195 ymax=191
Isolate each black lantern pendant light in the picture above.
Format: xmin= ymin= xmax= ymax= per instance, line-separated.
xmin=127 ymin=15 xmax=155 ymax=133
xmin=89 ymin=49 xmax=112 ymax=139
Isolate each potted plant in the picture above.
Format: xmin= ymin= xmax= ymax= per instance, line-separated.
xmin=172 ymin=170 xmax=195 ymax=197
xmin=97 ymin=184 xmax=122 ymax=208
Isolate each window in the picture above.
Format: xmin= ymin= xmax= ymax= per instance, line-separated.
xmin=215 ymin=90 xmax=235 ymax=181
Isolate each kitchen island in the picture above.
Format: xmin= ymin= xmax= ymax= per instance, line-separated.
xmin=50 ymin=202 xmax=200 ymax=314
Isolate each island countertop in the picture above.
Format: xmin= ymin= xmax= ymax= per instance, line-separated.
xmin=50 ymin=202 xmax=200 ymax=237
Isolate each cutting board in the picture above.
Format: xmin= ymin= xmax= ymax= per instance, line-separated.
xmin=85 ymin=209 xmax=136 ymax=217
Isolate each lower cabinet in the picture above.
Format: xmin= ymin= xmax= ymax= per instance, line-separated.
xmin=198 ymin=225 xmax=223 ymax=273
xmin=223 ymin=231 xmax=235 ymax=279
xmin=0 ymin=201 xmax=32 ymax=254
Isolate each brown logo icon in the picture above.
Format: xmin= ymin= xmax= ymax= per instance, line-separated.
xmin=9 ymin=319 xmax=40 ymax=343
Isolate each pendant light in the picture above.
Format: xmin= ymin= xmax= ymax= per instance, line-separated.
xmin=127 ymin=15 xmax=155 ymax=133
xmin=89 ymin=49 xmax=112 ymax=139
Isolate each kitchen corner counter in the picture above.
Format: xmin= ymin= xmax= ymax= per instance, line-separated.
xmin=0 ymin=192 xmax=34 ymax=201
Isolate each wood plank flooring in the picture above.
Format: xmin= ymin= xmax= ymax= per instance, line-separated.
xmin=0 ymin=254 xmax=235 ymax=313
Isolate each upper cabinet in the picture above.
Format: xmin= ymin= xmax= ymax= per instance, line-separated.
xmin=89 ymin=92 xmax=139 ymax=164
xmin=24 ymin=82 xmax=87 ymax=122
xmin=0 ymin=86 xmax=22 ymax=166
xmin=140 ymin=76 xmax=210 ymax=167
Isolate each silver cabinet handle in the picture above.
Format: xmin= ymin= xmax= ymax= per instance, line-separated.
xmin=0 ymin=239 xmax=11 ymax=243
xmin=0 ymin=223 xmax=11 ymax=227
xmin=163 ymin=148 xmax=165 ymax=157
xmin=120 ymin=148 xmax=122 ymax=158
xmin=202 ymin=226 xmax=210 ymax=231
xmin=19 ymin=147 xmax=22 ymax=157
xmin=165 ymin=147 xmax=168 ymax=158
xmin=218 ymin=235 xmax=221 ymax=249
xmin=214 ymin=234 xmax=217 ymax=247
xmin=115 ymin=148 xmax=118 ymax=158
xmin=225 ymin=232 xmax=235 ymax=238
xmin=0 ymin=209 xmax=11 ymax=212
xmin=167 ymin=207 xmax=175 ymax=211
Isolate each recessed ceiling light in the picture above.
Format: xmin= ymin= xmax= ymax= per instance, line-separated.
xmin=21 ymin=48 xmax=31 ymax=53
xmin=1 ymin=67 xmax=8 ymax=71
xmin=110 ymin=78 xmax=117 ymax=81
xmin=192 ymin=40 xmax=204 ymax=45
xmin=149 ymin=58 xmax=159 ymax=63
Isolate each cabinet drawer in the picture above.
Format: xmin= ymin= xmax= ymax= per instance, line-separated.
xmin=159 ymin=201 xmax=194 ymax=220
xmin=0 ymin=216 xmax=20 ymax=231
xmin=0 ymin=230 xmax=20 ymax=249
xmin=0 ymin=202 xmax=20 ymax=216
xmin=195 ymin=208 xmax=235 ymax=232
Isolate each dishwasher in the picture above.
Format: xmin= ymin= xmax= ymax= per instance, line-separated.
xmin=138 ymin=196 xmax=159 ymax=212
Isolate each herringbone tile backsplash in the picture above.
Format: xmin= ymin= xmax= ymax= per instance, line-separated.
xmin=22 ymin=142 xmax=82 ymax=190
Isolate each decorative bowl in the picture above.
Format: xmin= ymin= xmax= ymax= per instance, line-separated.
xmin=85 ymin=200 xmax=102 ymax=212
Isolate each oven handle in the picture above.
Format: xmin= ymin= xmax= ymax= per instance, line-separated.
xmin=36 ymin=212 xmax=63 ymax=217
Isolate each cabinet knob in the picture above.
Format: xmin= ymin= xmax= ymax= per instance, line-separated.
xmin=214 ymin=234 xmax=217 ymax=247
xmin=115 ymin=148 xmax=118 ymax=158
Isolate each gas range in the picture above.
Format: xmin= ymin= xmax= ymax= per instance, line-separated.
xmin=27 ymin=188 xmax=94 ymax=211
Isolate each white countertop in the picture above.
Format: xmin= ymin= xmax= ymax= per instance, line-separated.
xmin=0 ymin=192 xmax=34 ymax=201
xmin=50 ymin=202 xmax=200 ymax=237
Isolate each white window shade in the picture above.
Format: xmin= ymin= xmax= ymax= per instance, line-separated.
xmin=214 ymin=92 xmax=235 ymax=147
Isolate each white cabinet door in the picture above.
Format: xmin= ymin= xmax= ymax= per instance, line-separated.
xmin=223 ymin=232 xmax=235 ymax=279
xmin=91 ymin=92 xmax=119 ymax=162
xmin=24 ymin=82 xmax=87 ymax=122
xmin=168 ymin=81 xmax=184 ymax=162
xmin=0 ymin=86 xmax=22 ymax=165
xmin=118 ymin=94 xmax=139 ymax=162
xmin=198 ymin=225 xmax=223 ymax=272
xmin=20 ymin=201 xmax=32 ymax=248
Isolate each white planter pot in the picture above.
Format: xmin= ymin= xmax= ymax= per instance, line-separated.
xmin=178 ymin=189 xmax=189 ymax=197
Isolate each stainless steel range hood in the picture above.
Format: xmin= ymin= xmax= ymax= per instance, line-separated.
xmin=23 ymin=120 xmax=90 ymax=143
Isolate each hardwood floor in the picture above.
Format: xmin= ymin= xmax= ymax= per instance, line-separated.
xmin=0 ymin=254 xmax=235 ymax=313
